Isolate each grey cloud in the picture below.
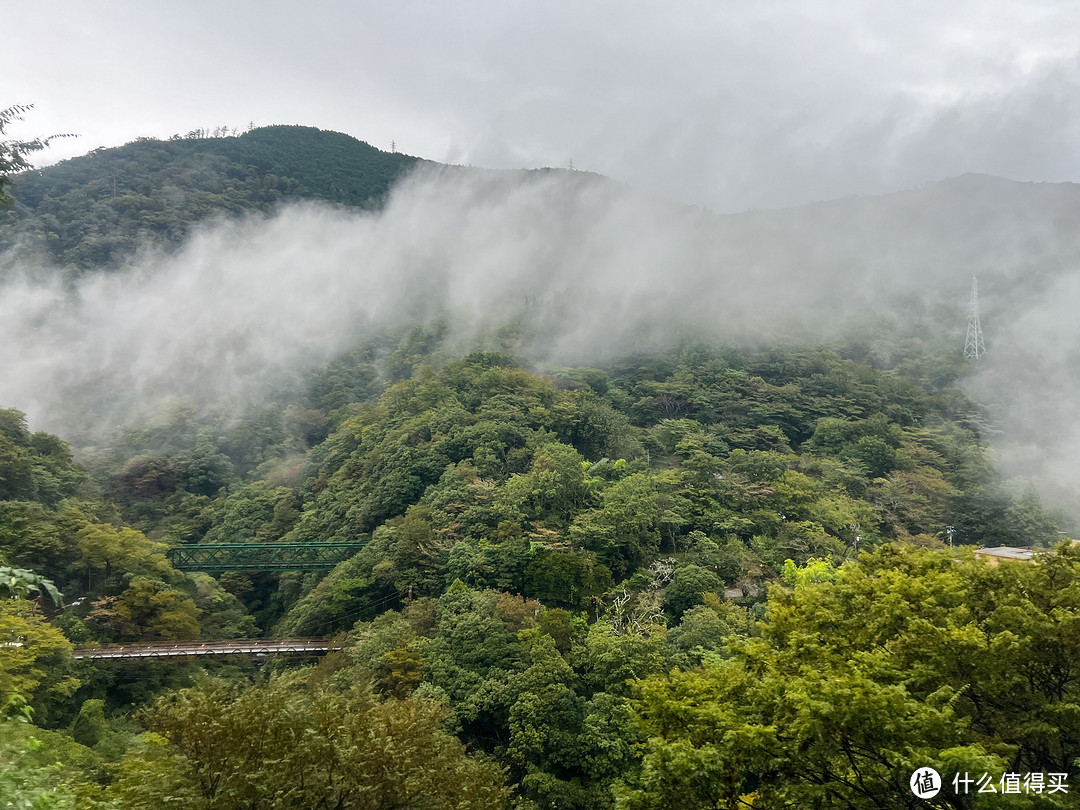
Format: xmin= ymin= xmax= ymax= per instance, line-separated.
xmin=8 ymin=1 xmax=1080 ymax=211
xmin=2 ymin=167 xmax=1078 ymax=485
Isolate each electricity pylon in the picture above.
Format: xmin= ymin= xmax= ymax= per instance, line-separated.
xmin=964 ymin=275 xmax=985 ymax=359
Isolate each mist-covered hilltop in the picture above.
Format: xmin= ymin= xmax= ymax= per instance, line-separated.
xmin=2 ymin=130 xmax=1080 ymax=509
xmin=5 ymin=125 xmax=1080 ymax=324
xmin=8 ymin=124 xmax=1080 ymax=303
xmin=0 ymin=125 xmax=425 ymax=271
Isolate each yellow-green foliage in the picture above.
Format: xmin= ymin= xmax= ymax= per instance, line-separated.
xmin=97 ymin=674 xmax=511 ymax=809
xmin=620 ymin=543 xmax=1080 ymax=808
xmin=0 ymin=599 xmax=78 ymax=718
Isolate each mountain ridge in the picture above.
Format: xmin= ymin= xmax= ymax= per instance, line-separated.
xmin=0 ymin=125 xmax=424 ymax=271
xmin=6 ymin=123 xmax=1078 ymax=279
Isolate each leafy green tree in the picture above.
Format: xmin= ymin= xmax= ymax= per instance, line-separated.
xmin=201 ymin=483 xmax=294 ymax=543
xmin=503 ymin=635 xmax=590 ymax=804
xmin=804 ymin=413 xmax=904 ymax=478
xmin=868 ymin=465 xmax=957 ymax=536
xmin=0 ymin=721 xmax=95 ymax=808
xmin=666 ymin=597 xmax=752 ymax=670
xmin=0 ymin=502 xmax=66 ymax=576
xmin=662 ymin=564 xmax=724 ymax=621
xmin=0 ymin=564 xmax=61 ymax=604
xmin=570 ymin=473 xmax=663 ymax=579
xmin=429 ymin=587 xmax=520 ymax=676
xmin=76 ymin=522 xmax=172 ymax=584
xmin=182 ymin=437 xmax=235 ymax=497
xmin=523 ymin=549 xmax=612 ymax=609
xmin=780 ymin=555 xmax=840 ymax=587
xmin=69 ymin=697 xmax=108 ymax=748
xmin=0 ymin=432 xmax=34 ymax=501
xmin=0 ymin=413 xmax=88 ymax=588
xmin=344 ymin=610 xmax=424 ymax=698
xmin=0 ymin=599 xmax=78 ymax=722
xmin=498 ymin=442 xmax=591 ymax=525
xmin=579 ymin=620 xmax=668 ymax=699
xmin=188 ymin=573 xmax=258 ymax=639
xmin=104 ymin=675 xmax=511 ymax=809
xmin=0 ymin=104 xmax=74 ymax=205
xmin=534 ymin=606 xmax=580 ymax=656
xmin=572 ymin=393 xmax=638 ymax=460
xmin=620 ymin=543 xmax=1080 ymax=808
xmin=87 ymin=576 xmax=200 ymax=641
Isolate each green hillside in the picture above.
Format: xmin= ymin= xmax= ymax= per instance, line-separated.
xmin=0 ymin=125 xmax=423 ymax=271
xmin=3 ymin=128 xmax=1080 ymax=807
xmin=3 ymin=336 xmax=1077 ymax=807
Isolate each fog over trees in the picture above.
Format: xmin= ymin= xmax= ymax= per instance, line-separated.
xmin=2 ymin=126 xmax=1079 ymax=808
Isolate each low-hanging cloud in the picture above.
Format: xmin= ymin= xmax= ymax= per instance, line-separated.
xmin=966 ymin=269 xmax=1080 ymax=510
xmin=3 ymin=165 xmax=1080 ymax=510
xmin=10 ymin=1 xmax=1080 ymax=213
xmin=0 ymin=166 xmax=813 ymax=436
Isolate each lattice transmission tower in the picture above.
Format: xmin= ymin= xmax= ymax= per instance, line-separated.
xmin=964 ymin=275 xmax=985 ymax=359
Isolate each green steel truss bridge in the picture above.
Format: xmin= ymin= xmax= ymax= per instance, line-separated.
xmin=167 ymin=542 xmax=368 ymax=572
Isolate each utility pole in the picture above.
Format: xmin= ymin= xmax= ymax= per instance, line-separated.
xmin=964 ymin=275 xmax=985 ymax=359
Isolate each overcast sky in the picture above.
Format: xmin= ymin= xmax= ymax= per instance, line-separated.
xmin=5 ymin=0 xmax=1080 ymax=211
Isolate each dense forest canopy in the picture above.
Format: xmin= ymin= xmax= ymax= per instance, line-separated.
xmin=2 ymin=125 xmax=1079 ymax=808
xmin=0 ymin=125 xmax=422 ymax=272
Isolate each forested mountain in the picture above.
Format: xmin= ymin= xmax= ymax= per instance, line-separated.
xmin=2 ymin=128 xmax=1080 ymax=808
xmin=8 ymin=124 xmax=1080 ymax=306
xmin=0 ymin=125 xmax=424 ymax=271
